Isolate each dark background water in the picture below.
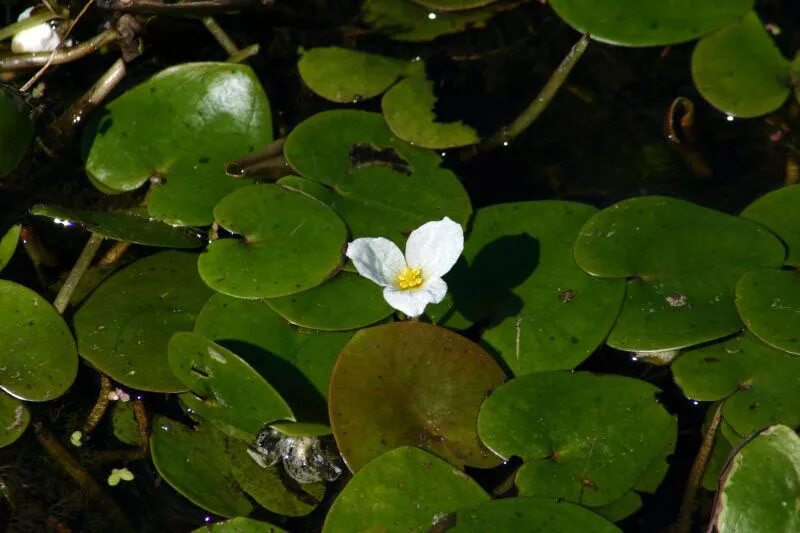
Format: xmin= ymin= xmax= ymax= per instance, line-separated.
xmin=1 ymin=0 xmax=799 ymax=531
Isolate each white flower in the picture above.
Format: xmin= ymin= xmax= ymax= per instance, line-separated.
xmin=346 ymin=217 xmax=464 ymax=318
xmin=11 ymin=8 xmax=61 ymax=54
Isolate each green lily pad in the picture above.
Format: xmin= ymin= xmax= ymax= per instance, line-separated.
xmin=329 ymin=321 xmax=505 ymax=472
xmin=741 ymin=185 xmax=800 ymax=266
xmin=298 ymin=47 xmax=407 ymax=103
xmin=381 ymin=64 xmax=479 ymax=149
xmin=692 ymin=12 xmax=791 ymax=118
xmin=270 ymin=421 xmax=331 ymax=437
xmin=446 ymin=201 xmax=625 ymax=374
xmin=450 ymin=497 xmax=620 ymax=532
xmin=198 ymin=184 xmax=346 ymax=299
xmin=111 ymin=401 xmax=141 ymax=447
xmin=713 ymin=425 xmax=800 ymax=533
xmin=0 ymin=87 xmax=33 ymax=178
xmin=229 ymin=442 xmax=325 ymax=517
xmin=283 ymin=110 xmax=471 ymax=244
xmin=0 ymin=280 xmax=78 ymax=401
xmin=573 ymin=196 xmax=785 ymax=352
xmin=193 ymin=517 xmax=286 ymax=533
xmin=478 ymin=371 xmax=676 ymax=507
xmin=84 ymin=62 xmax=273 ymax=226
xmin=170 ymin=332 xmax=294 ymax=440
xmin=672 ymin=333 xmax=800 ymax=437
xmin=74 ymin=251 xmax=213 ymax=392
xmin=0 ymin=225 xmax=20 ymax=273
xmin=266 ymin=272 xmax=392 ymax=331
xmin=323 ymin=446 xmax=489 ymax=533
xmin=549 ymin=0 xmax=753 ymax=47
xmin=150 ymin=416 xmax=253 ymax=517
xmin=411 ymin=0 xmax=499 ymax=10
xmin=362 ymin=0 xmax=512 ymax=42
xmin=30 ymin=205 xmax=204 ymax=248
xmin=0 ymin=390 xmax=29 ymax=448
xmin=592 ymin=491 xmax=643 ymax=523
xmin=194 ymin=293 xmax=352 ymax=423
xmin=736 ymin=269 xmax=800 ymax=355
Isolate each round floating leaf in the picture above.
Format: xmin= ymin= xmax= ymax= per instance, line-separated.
xmin=0 ymin=390 xmax=29 ymax=447
xmin=450 ymin=497 xmax=620 ymax=532
xmin=111 ymin=401 xmax=141 ymax=447
xmin=323 ymin=446 xmax=488 ymax=533
xmin=0 ymin=281 xmax=78 ymax=401
xmin=0 ymin=87 xmax=33 ymax=178
xmin=381 ymin=65 xmax=479 ymax=149
xmin=266 ymin=272 xmax=392 ymax=331
xmin=74 ymin=251 xmax=213 ymax=392
xmin=446 ymin=201 xmax=625 ymax=374
xmin=194 ymin=293 xmax=352 ymax=423
xmin=362 ymin=0 xmax=512 ymax=42
xmin=229 ymin=441 xmax=325 ymax=517
xmin=714 ymin=425 xmax=800 ymax=533
xmin=411 ymin=0 xmax=499 ymax=10
xmin=478 ymin=371 xmax=676 ymax=507
xmin=84 ymin=62 xmax=273 ymax=226
xmin=736 ymin=269 xmax=800 ymax=355
xmin=150 ymin=416 xmax=252 ymax=517
xmin=0 ymin=225 xmax=20 ymax=273
xmin=283 ymin=110 xmax=471 ymax=244
xmin=169 ymin=332 xmax=294 ymax=440
xmin=672 ymin=333 xmax=800 ymax=437
xmin=270 ymin=421 xmax=331 ymax=437
xmin=198 ymin=184 xmax=346 ymax=299
xmin=329 ymin=321 xmax=505 ymax=472
xmin=549 ymin=0 xmax=753 ymax=47
xmin=298 ymin=47 xmax=407 ymax=103
xmin=30 ymin=205 xmax=204 ymax=248
xmin=193 ymin=517 xmax=287 ymax=533
xmin=692 ymin=12 xmax=790 ymax=118
xmin=574 ymin=196 xmax=785 ymax=352
xmin=592 ymin=491 xmax=643 ymax=523
xmin=741 ymin=185 xmax=800 ymax=266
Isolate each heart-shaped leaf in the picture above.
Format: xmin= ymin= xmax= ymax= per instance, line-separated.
xmin=0 ymin=87 xmax=33 ymax=178
xmin=198 ymin=184 xmax=346 ymax=299
xmin=0 ymin=225 xmax=20 ymax=273
xmin=0 ymin=390 xmax=29 ymax=447
xmin=736 ymin=269 xmax=800 ymax=355
xmin=111 ymin=401 xmax=141 ymax=447
xmin=741 ymin=185 xmax=800 ymax=266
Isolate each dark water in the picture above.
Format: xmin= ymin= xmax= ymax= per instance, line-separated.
xmin=1 ymin=0 xmax=799 ymax=531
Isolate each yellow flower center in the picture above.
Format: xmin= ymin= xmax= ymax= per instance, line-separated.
xmin=396 ymin=267 xmax=423 ymax=290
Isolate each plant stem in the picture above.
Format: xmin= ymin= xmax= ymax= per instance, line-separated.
xmin=1 ymin=29 xmax=118 ymax=72
xmin=203 ymin=16 xmax=239 ymax=55
xmin=82 ymin=375 xmax=113 ymax=435
xmin=0 ymin=10 xmax=62 ymax=42
xmin=228 ymin=43 xmax=259 ymax=63
xmin=226 ymin=137 xmax=288 ymax=178
xmin=97 ymin=241 xmax=131 ymax=266
xmin=481 ymin=33 xmax=590 ymax=150
xmin=676 ymin=403 xmax=723 ymax=533
xmin=53 ymin=233 xmax=104 ymax=314
xmin=96 ymin=0 xmax=269 ymax=15
xmin=133 ymin=398 xmax=150 ymax=456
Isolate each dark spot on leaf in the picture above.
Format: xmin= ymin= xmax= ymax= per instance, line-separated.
xmin=348 ymin=143 xmax=412 ymax=176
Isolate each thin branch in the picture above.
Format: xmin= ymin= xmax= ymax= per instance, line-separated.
xmin=53 ymin=233 xmax=104 ymax=314
xmin=1 ymin=29 xmax=118 ymax=73
xmin=96 ymin=0 xmax=272 ymax=15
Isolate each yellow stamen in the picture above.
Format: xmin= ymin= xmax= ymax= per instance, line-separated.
xmin=396 ymin=267 xmax=423 ymax=290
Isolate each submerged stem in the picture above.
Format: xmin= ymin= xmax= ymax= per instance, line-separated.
xmin=226 ymin=137 xmax=289 ymax=178
xmin=481 ymin=33 xmax=590 ymax=150
xmin=0 ymin=29 xmax=119 ymax=72
xmin=0 ymin=10 xmax=62 ymax=42
xmin=53 ymin=233 xmax=104 ymax=314
xmin=83 ymin=375 xmax=113 ymax=435
xmin=203 ymin=16 xmax=239 ymax=55
xmin=227 ymin=43 xmax=259 ymax=63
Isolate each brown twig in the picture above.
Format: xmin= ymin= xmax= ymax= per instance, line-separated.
xmin=1 ymin=29 xmax=118 ymax=73
xmin=133 ymin=398 xmax=150 ymax=456
xmin=82 ymin=375 xmax=113 ymax=435
xmin=97 ymin=241 xmax=132 ymax=266
xmin=96 ymin=0 xmax=271 ymax=15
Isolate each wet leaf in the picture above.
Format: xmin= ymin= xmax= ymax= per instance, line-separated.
xmin=0 ymin=87 xmax=33 ymax=178
xmin=266 ymin=272 xmax=392 ymax=331
xmin=194 ymin=293 xmax=352 ymax=423
xmin=31 ymin=205 xmax=204 ymax=248
xmin=381 ymin=64 xmax=479 ymax=149
xmin=413 ymin=0 xmax=500 ymax=10
xmin=283 ymin=110 xmax=471 ymax=244
xmin=549 ymin=0 xmax=753 ymax=46
xmin=591 ymin=491 xmax=643 ymax=523
xmin=150 ymin=416 xmax=252 ymax=517
xmin=736 ymin=269 xmax=800 ymax=355
xmin=298 ymin=47 xmax=407 ymax=103
xmin=449 ymin=497 xmax=620 ymax=532
xmin=193 ymin=517 xmax=287 ymax=533
xmin=672 ymin=333 xmax=800 ymax=437
xmin=0 ymin=225 xmax=20 ymax=273
xmin=714 ymin=425 xmax=800 ymax=533
xmin=323 ymin=446 xmax=488 ymax=532
xmin=692 ymin=12 xmax=791 ymax=118
xmin=169 ymin=332 xmax=295 ymax=440
xmin=84 ymin=63 xmax=273 ymax=226
xmin=573 ymin=196 xmax=785 ymax=352
xmin=0 ymin=390 xmax=29 ymax=447
xmin=478 ymin=371 xmax=676 ymax=507
xmin=446 ymin=201 xmax=625 ymax=374
xmin=111 ymin=401 xmax=141 ymax=447
xmin=270 ymin=422 xmax=332 ymax=437
xmin=0 ymin=281 xmax=78 ymax=401
xmin=74 ymin=251 xmax=213 ymax=392
xmin=329 ymin=321 xmax=505 ymax=472
xmin=198 ymin=184 xmax=346 ymax=299
xmin=741 ymin=185 xmax=800 ymax=266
